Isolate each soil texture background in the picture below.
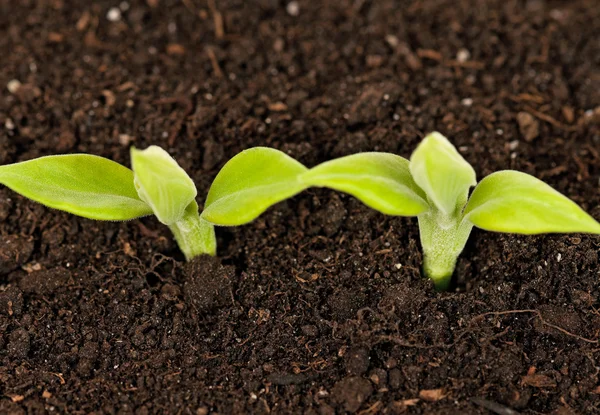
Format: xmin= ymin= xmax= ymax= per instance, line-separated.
xmin=1 ymin=0 xmax=600 ymax=413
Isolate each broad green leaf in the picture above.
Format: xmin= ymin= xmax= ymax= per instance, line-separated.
xmin=0 ymin=155 xmax=152 ymax=220
xmin=463 ymin=170 xmax=600 ymax=234
xmin=131 ymin=146 xmax=197 ymax=225
xmin=300 ymin=153 xmax=429 ymax=216
xmin=409 ymin=132 xmax=476 ymax=215
xmin=202 ymin=147 xmax=308 ymax=226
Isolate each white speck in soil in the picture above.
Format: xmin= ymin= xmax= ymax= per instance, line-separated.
xmin=107 ymin=7 xmax=122 ymax=22
xmin=461 ymin=97 xmax=473 ymax=107
xmin=557 ymin=253 xmax=562 ymax=262
xmin=509 ymin=140 xmax=519 ymax=150
xmin=7 ymin=79 xmax=21 ymax=94
xmin=286 ymin=1 xmax=300 ymax=16
xmin=456 ymin=48 xmax=471 ymax=62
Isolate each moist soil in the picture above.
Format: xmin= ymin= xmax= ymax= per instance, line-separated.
xmin=1 ymin=0 xmax=600 ymax=414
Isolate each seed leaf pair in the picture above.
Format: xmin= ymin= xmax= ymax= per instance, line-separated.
xmin=301 ymin=132 xmax=600 ymax=289
xmin=0 ymin=146 xmax=307 ymax=260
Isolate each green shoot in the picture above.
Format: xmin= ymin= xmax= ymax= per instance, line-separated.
xmin=301 ymin=132 xmax=600 ymax=290
xmin=0 ymin=146 xmax=308 ymax=261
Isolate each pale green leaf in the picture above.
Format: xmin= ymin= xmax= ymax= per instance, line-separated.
xmin=202 ymin=147 xmax=308 ymax=226
xmin=300 ymin=153 xmax=429 ymax=216
xmin=463 ymin=170 xmax=600 ymax=234
xmin=131 ymin=146 xmax=197 ymax=225
xmin=409 ymin=132 xmax=476 ymax=215
xmin=0 ymin=155 xmax=152 ymax=221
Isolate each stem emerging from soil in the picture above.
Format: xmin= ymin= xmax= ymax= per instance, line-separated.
xmin=418 ymin=209 xmax=473 ymax=290
xmin=169 ymin=201 xmax=217 ymax=260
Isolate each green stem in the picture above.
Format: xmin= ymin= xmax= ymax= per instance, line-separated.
xmin=168 ymin=201 xmax=217 ymax=260
xmin=418 ymin=209 xmax=473 ymax=290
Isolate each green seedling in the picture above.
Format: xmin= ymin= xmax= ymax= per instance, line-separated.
xmin=0 ymin=146 xmax=308 ymax=260
xmin=301 ymin=132 xmax=600 ymax=290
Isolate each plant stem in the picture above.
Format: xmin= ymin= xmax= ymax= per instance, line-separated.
xmin=418 ymin=209 xmax=473 ymax=290
xmin=168 ymin=201 xmax=217 ymax=260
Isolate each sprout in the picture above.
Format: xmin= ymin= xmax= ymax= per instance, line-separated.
xmin=300 ymin=132 xmax=600 ymax=290
xmin=0 ymin=146 xmax=308 ymax=260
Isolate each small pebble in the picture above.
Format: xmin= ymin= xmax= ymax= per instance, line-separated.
xmin=385 ymin=34 xmax=399 ymax=48
xmin=508 ymin=140 xmax=519 ymax=150
xmin=106 ymin=7 xmax=122 ymax=22
xmin=456 ymin=48 xmax=471 ymax=62
xmin=7 ymin=79 xmax=21 ymax=94
xmin=118 ymin=134 xmax=134 ymax=146
xmin=5 ymin=118 xmax=15 ymax=130
xmin=461 ymin=98 xmax=473 ymax=107
xmin=286 ymin=1 xmax=299 ymax=16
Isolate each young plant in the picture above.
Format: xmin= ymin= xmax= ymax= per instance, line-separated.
xmin=0 ymin=146 xmax=308 ymax=260
xmin=300 ymin=132 xmax=600 ymax=290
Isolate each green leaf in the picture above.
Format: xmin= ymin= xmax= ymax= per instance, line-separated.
xmin=131 ymin=146 xmax=197 ymax=225
xmin=300 ymin=153 xmax=429 ymax=216
xmin=409 ymin=132 xmax=476 ymax=215
xmin=463 ymin=170 xmax=600 ymax=234
xmin=202 ymin=147 xmax=308 ymax=226
xmin=0 ymin=155 xmax=152 ymax=221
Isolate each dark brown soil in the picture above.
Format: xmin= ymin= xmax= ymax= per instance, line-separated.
xmin=1 ymin=0 xmax=600 ymax=413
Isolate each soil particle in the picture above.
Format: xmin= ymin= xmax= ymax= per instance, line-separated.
xmin=536 ymin=305 xmax=584 ymax=338
xmin=344 ymin=346 xmax=371 ymax=376
xmin=17 ymin=267 xmax=70 ymax=295
xmin=327 ymin=287 xmax=368 ymax=321
xmin=183 ymin=255 xmax=233 ymax=313
xmin=0 ymin=285 xmax=23 ymax=316
xmin=516 ymin=111 xmax=540 ymax=142
xmin=7 ymin=328 xmax=30 ymax=359
xmin=0 ymin=192 xmax=12 ymax=221
xmin=266 ymin=372 xmax=308 ymax=386
xmin=347 ymin=82 xmax=402 ymax=126
xmin=331 ymin=376 xmax=374 ymax=412
xmin=0 ymin=235 xmax=34 ymax=275
xmin=309 ymin=194 xmax=347 ymax=236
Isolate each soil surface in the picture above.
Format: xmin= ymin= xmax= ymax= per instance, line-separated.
xmin=1 ymin=0 xmax=600 ymax=413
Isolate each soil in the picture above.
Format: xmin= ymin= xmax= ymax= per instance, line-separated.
xmin=1 ymin=0 xmax=600 ymax=414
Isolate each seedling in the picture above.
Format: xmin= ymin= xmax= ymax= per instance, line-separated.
xmin=300 ymin=132 xmax=600 ymax=290
xmin=0 ymin=146 xmax=308 ymax=260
